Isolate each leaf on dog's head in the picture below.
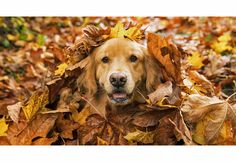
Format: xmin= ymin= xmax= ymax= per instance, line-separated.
xmin=109 ymin=22 xmax=143 ymax=41
xmin=22 ymin=89 xmax=49 ymax=120
xmin=0 ymin=117 xmax=8 ymax=136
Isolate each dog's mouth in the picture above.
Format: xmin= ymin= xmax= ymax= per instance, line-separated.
xmin=108 ymin=90 xmax=132 ymax=104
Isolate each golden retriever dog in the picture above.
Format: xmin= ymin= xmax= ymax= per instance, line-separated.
xmin=78 ymin=38 xmax=163 ymax=116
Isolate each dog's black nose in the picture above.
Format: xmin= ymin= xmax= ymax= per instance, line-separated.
xmin=109 ymin=73 xmax=127 ymax=87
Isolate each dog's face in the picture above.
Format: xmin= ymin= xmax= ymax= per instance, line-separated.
xmin=78 ymin=38 xmax=162 ymax=107
xmin=94 ymin=38 xmax=146 ymax=105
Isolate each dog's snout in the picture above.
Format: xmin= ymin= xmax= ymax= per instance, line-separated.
xmin=109 ymin=73 xmax=127 ymax=87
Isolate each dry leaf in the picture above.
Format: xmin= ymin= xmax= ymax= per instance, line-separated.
xmin=124 ymin=129 xmax=154 ymax=144
xmin=97 ymin=136 xmax=109 ymax=145
xmin=0 ymin=117 xmax=8 ymax=136
xmin=147 ymin=81 xmax=173 ymax=104
xmin=7 ymin=102 xmax=22 ymax=123
xmin=22 ymin=89 xmax=49 ymax=120
xmin=71 ymin=106 xmax=90 ymax=125
xmin=181 ymin=94 xmax=232 ymax=144
xmin=56 ymin=115 xmax=79 ymax=140
xmin=187 ymin=52 xmax=204 ymax=69
xmin=211 ymin=33 xmax=232 ymax=53
xmin=32 ymin=136 xmax=58 ymax=145
xmin=109 ymin=22 xmax=142 ymax=41
xmin=154 ymin=110 xmax=192 ymax=145
xmin=147 ymin=33 xmax=182 ymax=83
xmin=7 ymin=114 xmax=58 ymax=145
xmin=54 ymin=63 xmax=68 ymax=76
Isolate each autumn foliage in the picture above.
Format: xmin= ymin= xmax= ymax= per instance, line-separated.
xmin=0 ymin=17 xmax=235 ymax=145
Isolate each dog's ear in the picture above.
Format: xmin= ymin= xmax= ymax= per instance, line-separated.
xmin=77 ymin=55 xmax=97 ymax=97
xmin=141 ymin=46 xmax=164 ymax=92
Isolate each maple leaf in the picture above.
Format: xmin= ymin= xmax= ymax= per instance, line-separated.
xmin=124 ymin=129 xmax=154 ymax=144
xmin=7 ymin=114 xmax=58 ymax=145
xmin=187 ymin=52 xmax=204 ymax=69
xmin=109 ymin=22 xmax=126 ymax=38
xmin=0 ymin=117 xmax=8 ymax=136
xmin=22 ymin=89 xmax=49 ymax=120
xmin=71 ymin=106 xmax=90 ymax=125
xmin=55 ymin=63 xmax=68 ymax=76
xmin=211 ymin=33 xmax=233 ymax=53
xmin=109 ymin=22 xmax=142 ymax=41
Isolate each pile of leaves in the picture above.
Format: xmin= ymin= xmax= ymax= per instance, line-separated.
xmin=0 ymin=17 xmax=235 ymax=145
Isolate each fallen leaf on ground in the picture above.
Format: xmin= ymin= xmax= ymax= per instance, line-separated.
xmin=7 ymin=102 xmax=22 ymax=123
xmin=7 ymin=114 xmax=58 ymax=145
xmin=124 ymin=129 xmax=154 ymax=144
xmin=22 ymin=89 xmax=49 ymax=120
xmin=0 ymin=117 xmax=8 ymax=136
xmin=54 ymin=63 xmax=68 ymax=76
xmin=181 ymin=94 xmax=234 ymax=144
xmin=187 ymin=52 xmax=204 ymax=69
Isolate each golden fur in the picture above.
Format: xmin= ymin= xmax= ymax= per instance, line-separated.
xmin=78 ymin=38 xmax=163 ymax=116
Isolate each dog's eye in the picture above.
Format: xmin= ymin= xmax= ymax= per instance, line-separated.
xmin=129 ymin=55 xmax=138 ymax=62
xmin=101 ymin=56 xmax=109 ymax=63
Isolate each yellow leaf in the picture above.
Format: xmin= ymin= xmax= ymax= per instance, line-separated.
xmin=97 ymin=137 xmax=109 ymax=145
xmin=109 ymin=22 xmax=126 ymax=38
xmin=212 ymin=120 xmax=234 ymax=144
xmin=182 ymin=94 xmax=229 ymax=144
xmin=187 ymin=52 xmax=204 ymax=69
xmin=71 ymin=106 xmax=90 ymax=125
xmin=0 ymin=117 xmax=8 ymax=136
xmin=7 ymin=34 xmax=18 ymax=41
xmin=211 ymin=41 xmax=232 ymax=53
xmin=218 ymin=33 xmax=231 ymax=42
xmin=124 ymin=129 xmax=154 ymax=144
xmin=22 ymin=90 xmax=49 ymax=120
xmin=156 ymin=97 xmax=177 ymax=108
xmin=55 ymin=63 xmax=68 ymax=76
xmin=109 ymin=22 xmax=142 ymax=41
xmin=27 ymin=33 xmax=34 ymax=41
xmin=125 ymin=25 xmax=142 ymax=40
xmin=211 ymin=32 xmax=233 ymax=53
xmin=193 ymin=120 xmax=205 ymax=144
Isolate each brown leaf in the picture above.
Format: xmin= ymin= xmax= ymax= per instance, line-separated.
xmin=56 ymin=115 xmax=79 ymax=140
xmin=0 ymin=98 xmax=18 ymax=116
xmin=7 ymin=114 xmax=58 ymax=145
xmin=181 ymin=94 xmax=231 ymax=144
xmin=7 ymin=102 xmax=22 ymax=123
xmin=32 ymin=136 xmax=58 ymax=145
xmin=148 ymin=81 xmax=173 ymax=104
xmin=147 ymin=33 xmax=182 ymax=83
xmin=154 ymin=109 xmax=192 ymax=145
xmin=78 ymin=114 xmax=106 ymax=144
xmin=0 ymin=137 xmax=10 ymax=145
xmin=124 ymin=129 xmax=154 ymax=144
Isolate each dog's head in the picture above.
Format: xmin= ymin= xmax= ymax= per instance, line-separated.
xmin=78 ymin=38 xmax=163 ymax=106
